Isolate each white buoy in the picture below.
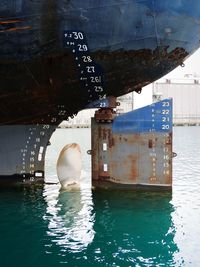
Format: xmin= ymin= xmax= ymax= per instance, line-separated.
xmin=56 ymin=143 xmax=82 ymax=189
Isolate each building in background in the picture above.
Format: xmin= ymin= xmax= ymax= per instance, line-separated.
xmin=60 ymin=93 xmax=134 ymax=128
xmin=116 ymin=92 xmax=134 ymax=114
xmin=60 ymin=109 xmax=95 ymax=128
xmin=153 ymin=77 xmax=200 ymax=125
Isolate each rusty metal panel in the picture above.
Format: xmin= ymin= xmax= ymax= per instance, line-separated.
xmin=91 ymin=99 xmax=173 ymax=189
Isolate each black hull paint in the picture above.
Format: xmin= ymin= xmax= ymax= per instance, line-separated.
xmin=1 ymin=1 xmax=200 ymax=179
xmin=1 ymin=1 xmax=200 ymax=125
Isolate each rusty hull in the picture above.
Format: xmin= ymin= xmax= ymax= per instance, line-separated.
xmin=92 ymin=126 xmax=172 ymax=190
xmin=0 ymin=0 xmax=200 ymax=125
xmin=0 ymin=46 xmax=187 ymax=125
xmin=91 ymin=100 xmax=173 ymax=190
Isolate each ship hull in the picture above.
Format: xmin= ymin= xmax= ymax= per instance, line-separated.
xmin=1 ymin=1 xmax=200 ymax=179
xmin=1 ymin=1 xmax=200 ymax=124
xmin=0 ymin=125 xmax=56 ymax=182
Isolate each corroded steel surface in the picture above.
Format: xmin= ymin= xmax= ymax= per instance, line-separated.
xmin=0 ymin=0 xmax=199 ymax=179
xmin=92 ymin=99 xmax=173 ymax=189
xmin=0 ymin=1 xmax=200 ymax=124
xmin=95 ymin=108 xmax=116 ymax=123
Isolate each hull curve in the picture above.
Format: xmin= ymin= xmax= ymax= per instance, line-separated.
xmin=1 ymin=1 xmax=200 ymax=180
xmin=0 ymin=0 xmax=200 ymax=124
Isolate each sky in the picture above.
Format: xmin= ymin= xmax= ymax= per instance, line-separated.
xmin=134 ymin=48 xmax=200 ymax=109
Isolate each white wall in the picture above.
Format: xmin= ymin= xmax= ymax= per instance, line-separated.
xmin=154 ymin=80 xmax=200 ymax=124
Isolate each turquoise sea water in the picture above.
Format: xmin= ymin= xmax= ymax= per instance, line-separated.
xmin=0 ymin=127 xmax=200 ymax=267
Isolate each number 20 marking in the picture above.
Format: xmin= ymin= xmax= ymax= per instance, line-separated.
xmin=162 ymin=125 xmax=169 ymax=130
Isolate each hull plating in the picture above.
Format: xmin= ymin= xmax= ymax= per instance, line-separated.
xmin=0 ymin=1 xmax=200 ymax=179
xmin=0 ymin=1 xmax=200 ymax=123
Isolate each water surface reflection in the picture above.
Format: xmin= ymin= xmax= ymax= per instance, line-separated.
xmin=1 ymin=127 xmax=200 ymax=267
xmin=43 ymin=184 xmax=95 ymax=254
xmin=43 ymin=185 xmax=178 ymax=266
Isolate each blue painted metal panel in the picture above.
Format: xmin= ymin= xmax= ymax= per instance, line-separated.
xmin=113 ymin=99 xmax=172 ymax=133
xmin=86 ymin=98 xmax=109 ymax=109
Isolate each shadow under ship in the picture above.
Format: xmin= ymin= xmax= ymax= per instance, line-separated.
xmin=1 ymin=0 xmax=200 ymax=182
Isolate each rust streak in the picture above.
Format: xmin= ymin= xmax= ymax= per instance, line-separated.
xmin=148 ymin=139 xmax=153 ymax=148
xmin=0 ymin=19 xmax=24 ymax=24
xmin=0 ymin=26 xmax=31 ymax=33
xmin=98 ymin=126 xmax=102 ymax=139
xmin=128 ymin=155 xmax=138 ymax=181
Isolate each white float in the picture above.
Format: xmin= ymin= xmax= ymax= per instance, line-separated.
xmin=56 ymin=143 xmax=82 ymax=189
